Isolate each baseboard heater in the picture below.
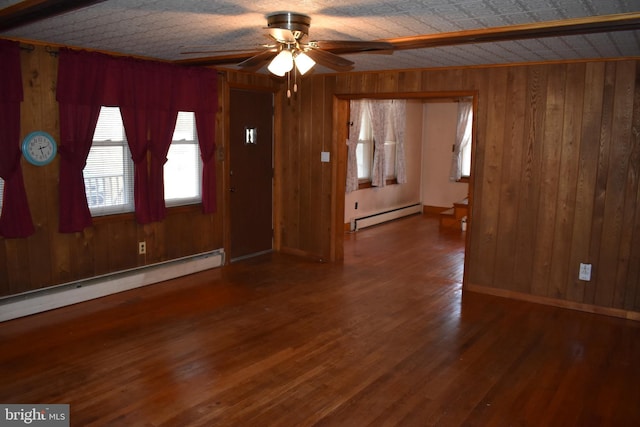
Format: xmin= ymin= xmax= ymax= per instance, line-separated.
xmin=352 ymin=203 xmax=422 ymax=231
xmin=0 ymin=249 xmax=225 ymax=322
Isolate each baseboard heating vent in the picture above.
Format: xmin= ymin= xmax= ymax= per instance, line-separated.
xmin=0 ymin=249 xmax=225 ymax=322
xmin=353 ymin=203 xmax=422 ymax=231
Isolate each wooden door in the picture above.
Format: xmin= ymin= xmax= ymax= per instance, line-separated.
xmin=229 ymin=88 xmax=274 ymax=261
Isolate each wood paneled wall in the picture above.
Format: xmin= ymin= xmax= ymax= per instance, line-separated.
xmin=277 ymin=78 xmax=337 ymax=260
xmin=278 ymin=59 xmax=640 ymax=316
xmin=3 ymin=44 xmax=638 ymax=318
xmin=0 ymin=45 xmax=275 ymax=298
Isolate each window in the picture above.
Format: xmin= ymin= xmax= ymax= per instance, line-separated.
xmin=85 ymin=107 xmax=134 ymax=216
xmin=84 ymin=108 xmax=202 ymax=217
xmin=164 ymin=111 xmax=201 ymax=206
xmin=356 ymin=103 xmax=399 ymax=184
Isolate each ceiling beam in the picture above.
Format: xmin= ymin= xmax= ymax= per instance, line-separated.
xmin=0 ymin=0 xmax=108 ymax=32
xmin=176 ymin=12 xmax=640 ymax=68
xmin=384 ymin=12 xmax=640 ymax=51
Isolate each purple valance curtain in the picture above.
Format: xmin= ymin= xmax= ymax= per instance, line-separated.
xmin=57 ymin=48 xmax=218 ymax=232
xmin=0 ymin=40 xmax=35 ymax=238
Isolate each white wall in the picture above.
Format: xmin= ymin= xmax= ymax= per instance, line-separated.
xmin=421 ymin=102 xmax=469 ymax=208
xmin=344 ymin=100 xmax=423 ymax=223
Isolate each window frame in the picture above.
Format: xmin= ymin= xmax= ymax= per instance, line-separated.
xmin=85 ymin=107 xmax=205 ymax=220
xmin=356 ymin=105 xmax=400 ymax=189
xmin=84 ymin=106 xmax=135 ymax=217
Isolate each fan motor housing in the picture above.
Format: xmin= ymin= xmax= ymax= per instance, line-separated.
xmin=267 ymin=12 xmax=311 ymax=36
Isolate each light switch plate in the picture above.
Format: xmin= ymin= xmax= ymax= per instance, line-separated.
xmin=321 ymin=151 xmax=330 ymax=163
xmin=579 ymin=263 xmax=592 ymax=281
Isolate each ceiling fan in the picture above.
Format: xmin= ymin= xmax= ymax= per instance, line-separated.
xmin=178 ymin=12 xmax=394 ymax=74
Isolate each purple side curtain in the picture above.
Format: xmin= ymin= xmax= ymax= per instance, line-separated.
xmin=0 ymin=40 xmax=34 ymax=238
xmin=119 ymin=59 xmax=153 ymax=224
xmin=121 ymin=104 xmax=177 ymax=224
xmin=56 ymin=49 xmax=107 ymax=232
xmin=192 ymin=69 xmax=218 ymax=213
xmin=146 ymin=65 xmax=178 ymax=222
xmin=147 ymin=107 xmax=179 ymax=222
xmin=196 ymin=110 xmax=217 ymax=213
xmin=119 ymin=105 xmax=152 ymax=224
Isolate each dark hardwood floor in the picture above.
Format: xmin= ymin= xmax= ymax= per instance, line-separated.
xmin=1 ymin=214 xmax=639 ymax=426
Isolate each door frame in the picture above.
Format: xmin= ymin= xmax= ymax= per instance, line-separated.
xmin=223 ymin=82 xmax=281 ymax=264
xmin=331 ymin=91 xmax=477 ymax=284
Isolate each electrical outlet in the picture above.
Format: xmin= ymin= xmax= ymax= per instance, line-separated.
xmin=138 ymin=241 xmax=146 ymax=255
xmin=579 ymin=263 xmax=591 ymax=281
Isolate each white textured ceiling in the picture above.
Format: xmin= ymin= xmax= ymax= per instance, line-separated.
xmin=0 ymin=0 xmax=639 ymax=73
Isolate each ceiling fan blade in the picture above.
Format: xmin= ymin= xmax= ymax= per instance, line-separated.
xmin=237 ymin=49 xmax=278 ymax=72
xmin=175 ymin=51 xmax=265 ymax=67
xmin=304 ymin=48 xmax=354 ymax=71
xmin=311 ymin=40 xmax=394 ymax=54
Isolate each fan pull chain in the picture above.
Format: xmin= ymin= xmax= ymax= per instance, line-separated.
xmin=286 ymin=65 xmax=301 ymax=99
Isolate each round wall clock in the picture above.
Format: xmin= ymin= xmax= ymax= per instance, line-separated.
xmin=22 ymin=131 xmax=57 ymax=166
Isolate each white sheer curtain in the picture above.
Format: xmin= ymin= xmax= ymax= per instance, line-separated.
xmin=346 ymin=100 xmax=364 ymax=193
xmin=450 ymin=100 xmax=473 ymax=181
xmin=392 ymin=100 xmax=407 ymax=184
xmin=368 ymin=100 xmax=388 ymax=187
xmin=347 ymin=99 xmax=408 ymax=191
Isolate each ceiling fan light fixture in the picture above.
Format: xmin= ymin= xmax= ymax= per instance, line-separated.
xmin=294 ymin=51 xmax=316 ymax=75
xmin=267 ymin=49 xmax=294 ymax=76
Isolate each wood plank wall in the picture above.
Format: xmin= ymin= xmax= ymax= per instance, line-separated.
xmin=3 ymin=45 xmax=638 ymax=318
xmin=278 ymin=59 xmax=640 ymax=316
xmin=277 ymin=79 xmax=336 ymax=261
xmin=0 ymin=45 xmax=275 ymax=298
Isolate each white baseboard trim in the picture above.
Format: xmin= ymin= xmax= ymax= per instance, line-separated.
xmin=0 ymin=249 xmax=225 ymax=322
xmin=353 ymin=203 xmax=423 ymax=231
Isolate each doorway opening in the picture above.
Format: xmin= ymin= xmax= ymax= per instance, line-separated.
xmin=342 ymin=95 xmax=474 ymax=233
xmin=332 ymin=92 xmax=476 ymax=287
